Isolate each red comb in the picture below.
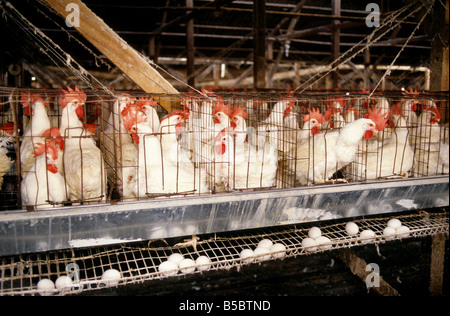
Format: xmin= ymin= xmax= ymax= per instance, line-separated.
xmin=0 ymin=122 xmax=16 ymax=135
xmin=388 ymin=102 xmax=403 ymax=117
xmin=231 ymin=105 xmax=248 ymax=119
xmin=160 ymin=109 xmax=190 ymax=123
xmin=41 ymin=127 xmax=64 ymax=150
xmin=59 ymin=86 xmax=87 ymax=108
xmin=364 ymin=106 xmax=388 ymax=131
xmin=214 ymin=100 xmax=231 ymax=116
xmin=121 ymin=103 xmax=147 ymax=132
xmin=136 ymin=96 xmax=158 ymax=108
xmin=20 ymin=92 xmax=49 ymax=115
xmin=45 ymin=141 xmax=59 ymax=162
xmin=303 ymin=107 xmax=325 ymax=124
xmin=32 ymin=143 xmax=46 ymax=158
xmin=402 ymin=88 xmax=420 ymax=96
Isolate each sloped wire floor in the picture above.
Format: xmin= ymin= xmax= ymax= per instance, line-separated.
xmin=0 ymin=208 xmax=448 ymax=296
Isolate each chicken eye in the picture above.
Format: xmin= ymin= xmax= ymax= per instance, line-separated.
xmin=311 ymin=119 xmax=317 ymax=125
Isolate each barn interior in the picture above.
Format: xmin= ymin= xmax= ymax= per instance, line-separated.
xmin=0 ymin=0 xmax=448 ymax=297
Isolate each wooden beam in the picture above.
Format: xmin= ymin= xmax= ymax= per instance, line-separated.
xmin=253 ymin=0 xmax=266 ymax=89
xmin=43 ymin=0 xmax=178 ymax=98
xmin=335 ymin=249 xmax=400 ymax=296
xmin=186 ymin=0 xmax=195 ymax=87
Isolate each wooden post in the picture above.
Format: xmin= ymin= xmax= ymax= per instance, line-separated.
xmin=43 ymin=0 xmax=178 ymax=99
xmin=429 ymin=234 xmax=446 ymax=295
xmin=429 ymin=0 xmax=449 ymax=91
xmin=186 ymin=0 xmax=196 ymax=87
xmin=335 ymin=249 xmax=400 ymax=296
xmin=253 ymin=0 xmax=266 ymax=89
xmin=331 ymin=0 xmax=341 ymax=89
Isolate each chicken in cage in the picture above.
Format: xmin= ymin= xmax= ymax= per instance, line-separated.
xmin=0 ymin=86 xmax=449 ymax=211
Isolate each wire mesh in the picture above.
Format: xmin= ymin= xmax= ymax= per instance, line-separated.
xmin=0 ymin=87 xmax=449 ymax=210
xmin=0 ymin=208 xmax=447 ymax=296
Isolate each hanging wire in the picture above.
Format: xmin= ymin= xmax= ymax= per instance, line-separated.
xmin=0 ymin=0 xmax=115 ymax=97
xmin=368 ymin=1 xmax=434 ymax=98
xmin=33 ymin=0 xmax=113 ymax=71
xmin=292 ymin=0 xmax=426 ymax=94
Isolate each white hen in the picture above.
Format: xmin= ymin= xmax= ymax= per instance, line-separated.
xmin=59 ymin=86 xmax=106 ymax=204
xmin=102 ymin=93 xmax=137 ymax=199
xmin=159 ymin=110 xmax=210 ymax=195
xmin=354 ymin=110 xmax=414 ymax=180
xmin=289 ymin=106 xmax=388 ymax=185
xmin=412 ymin=106 xmax=448 ymax=176
xmin=214 ymin=125 xmax=278 ymax=191
xmin=21 ymin=134 xmax=66 ymax=209
xmin=19 ymin=93 xmax=51 ymax=178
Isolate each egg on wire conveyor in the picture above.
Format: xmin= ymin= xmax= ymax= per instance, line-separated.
xmin=345 ymin=222 xmax=359 ymax=236
xmin=36 ymin=278 xmax=55 ymax=296
xmin=100 ymin=268 xmax=122 ymax=286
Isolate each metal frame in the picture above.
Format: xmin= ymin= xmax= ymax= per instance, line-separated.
xmin=1 ymin=175 xmax=448 ymax=256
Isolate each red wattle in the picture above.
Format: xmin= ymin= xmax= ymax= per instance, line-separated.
xmin=364 ymin=130 xmax=374 ymax=140
xmin=47 ymin=164 xmax=58 ymax=174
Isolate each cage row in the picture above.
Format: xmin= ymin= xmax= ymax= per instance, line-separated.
xmin=0 ymin=87 xmax=448 ymax=210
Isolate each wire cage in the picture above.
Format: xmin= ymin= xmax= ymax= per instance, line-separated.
xmin=0 ymin=207 xmax=447 ymax=296
xmin=0 ymin=87 xmax=449 ymax=210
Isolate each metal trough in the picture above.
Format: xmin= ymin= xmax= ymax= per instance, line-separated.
xmin=0 ymin=176 xmax=448 ymax=256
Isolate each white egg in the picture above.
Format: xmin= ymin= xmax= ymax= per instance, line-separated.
xmin=179 ymin=258 xmax=196 ymax=274
xmin=101 ymin=269 xmax=121 ymax=286
xmin=359 ymin=229 xmax=376 ymax=244
xmin=167 ymin=253 xmax=185 ymax=267
xmin=308 ymin=226 xmax=322 ymax=239
xmin=301 ymin=237 xmax=318 ymax=252
xmin=387 ymin=218 xmax=402 ymax=229
xmin=195 ymin=255 xmax=212 ymax=271
xmin=345 ymin=222 xmax=359 ymax=236
xmin=148 ymin=226 xmax=166 ymax=239
xmin=169 ymin=226 xmax=185 ymax=236
xmin=36 ymin=278 xmax=55 ymax=296
xmin=396 ymin=225 xmax=410 ymax=238
xmin=254 ymin=247 xmax=272 ymax=262
xmin=239 ymin=249 xmax=255 ymax=264
xmin=158 ymin=260 xmax=178 ymax=276
xmin=55 ymin=276 xmax=73 ymax=290
xmin=383 ymin=226 xmax=397 ymax=240
xmin=270 ymin=243 xmax=287 ymax=259
xmin=184 ymin=224 xmax=197 ymax=235
xmin=315 ymin=236 xmax=332 ymax=250
xmin=257 ymin=239 xmax=273 ymax=250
